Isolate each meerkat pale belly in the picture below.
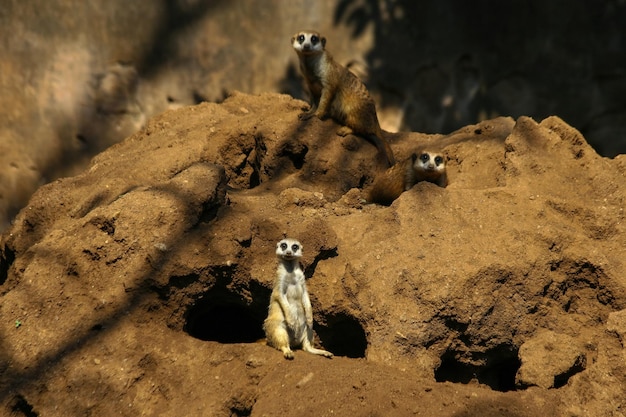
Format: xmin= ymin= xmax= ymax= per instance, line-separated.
xmin=263 ymin=238 xmax=333 ymax=359
xmin=284 ymin=275 xmax=306 ymax=334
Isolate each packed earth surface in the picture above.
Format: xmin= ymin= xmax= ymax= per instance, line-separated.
xmin=1 ymin=92 xmax=626 ymax=416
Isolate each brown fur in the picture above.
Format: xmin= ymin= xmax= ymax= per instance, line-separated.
xmin=291 ymin=30 xmax=395 ymax=167
xmin=367 ymin=151 xmax=448 ymax=205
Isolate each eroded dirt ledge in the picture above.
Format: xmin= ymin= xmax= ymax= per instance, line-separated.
xmin=1 ymin=92 xmax=625 ymax=416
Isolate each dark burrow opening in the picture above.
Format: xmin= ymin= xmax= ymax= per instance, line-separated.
xmin=185 ymin=296 xmax=266 ymax=343
xmin=184 ymin=291 xmax=368 ymax=360
xmin=278 ymin=140 xmax=308 ymax=170
xmin=315 ymin=312 xmax=368 ymax=358
xmin=434 ymin=344 xmax=521 ymax=392
xmin=0 ymin=245 xmax=15 ymax=285
xmin=9 ymin=394 xmax=38 ymax=417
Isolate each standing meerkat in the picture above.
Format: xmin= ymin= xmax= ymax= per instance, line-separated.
xmin=291 ymin=30 xmax=395 ymax=167
xmin=263 ymin=238 xmax=333 ymax=360
xmin=367 ymin=150 xmax=448 ymax=205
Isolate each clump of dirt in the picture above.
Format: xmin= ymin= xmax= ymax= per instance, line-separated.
xmin=1 ymin=92 xmax=625 ymax=416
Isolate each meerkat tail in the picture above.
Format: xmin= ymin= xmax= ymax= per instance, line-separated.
xmin=302 ymin=338 xmax=333 ymax=358
xmin=364 ymin=133 xmax=395 ymax=166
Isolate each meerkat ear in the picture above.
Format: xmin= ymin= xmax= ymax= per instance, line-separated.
xmin=411 ymin=153 xmax=418 ymax=163
xmin=291 ymin=35 xmax=295 ymax=45
xmin=321 ymin=37 xmax=326 ymax=48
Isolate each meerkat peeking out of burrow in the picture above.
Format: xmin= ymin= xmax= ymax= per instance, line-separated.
xmin=367 ymin=150 xmax=448 ymax=205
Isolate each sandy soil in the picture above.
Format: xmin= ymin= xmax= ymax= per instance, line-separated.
xmin=1 ymin=92 xmax=625 ymax=416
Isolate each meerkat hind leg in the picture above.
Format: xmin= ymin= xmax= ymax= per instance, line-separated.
xmin=265 ymin=321 xmax=295 ymax=360
xmin=337 ymin=127 xmax=395 ymax=166
xmin=336 ymin=126 xmax=353 ymax=137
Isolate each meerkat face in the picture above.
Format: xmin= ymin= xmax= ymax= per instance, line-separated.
xmin=414 ymin=152 xmax=446 ymax=175
xmin=291 ymin=31 xmax=326 ymax=55
xmin=276 ymin=238 xmax=303 ymax=260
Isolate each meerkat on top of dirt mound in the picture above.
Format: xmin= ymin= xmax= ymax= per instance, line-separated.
xmin=367 ymin=150 xmax=448 ymax=206
xmin=263 ymin=238 xmax=333 ymax=360
xmin=291 ymin=30 xmax=396 ymax=167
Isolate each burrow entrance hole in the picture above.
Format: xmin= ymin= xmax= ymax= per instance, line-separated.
xmin=434 ymin=343 xmax=521 ymax=392
xmin=277 ymin=140 xmax=308 ymax=170
xmin=9 ymin=394 xmax=38 ymax=417
xmin=315 ymin=312 xmax=367 ymax=358
xmin=184 ymin=291 xmax=266 ymax=343
xmin=184 ymin=290 xmax=368 ymax=358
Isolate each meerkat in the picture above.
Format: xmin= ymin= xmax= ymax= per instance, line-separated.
xmin=263 ymin=238 xmax=333 ymax=360
xmin=291 ymin=30 xmax=395 ymax=167
xmin=367 ymin=150 xmax=448 ymax=205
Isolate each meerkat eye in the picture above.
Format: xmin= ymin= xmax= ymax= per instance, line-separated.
xmin=280 ymin=243 xmax=288 ymax=250
xmin=298 ymin=34 xmax=305 ymax=44
xmin=311 ymin=35 xmax=319 ymax=44
xmin=292 ymin=244 xmax=299 ymax=252
xmin=420 ymin=153 xmax=430 ymax=163
xmin=435 ymin=156 xmax=444 ymax=165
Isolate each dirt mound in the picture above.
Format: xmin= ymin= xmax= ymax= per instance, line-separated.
xmin=1 ymin=92 xmax=625 ymax=416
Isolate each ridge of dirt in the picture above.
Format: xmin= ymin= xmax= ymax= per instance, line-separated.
xmin=1 ymin=92 xmax=625 ymax=416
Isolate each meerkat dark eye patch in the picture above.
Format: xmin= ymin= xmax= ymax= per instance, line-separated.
xmin=280 ymin=243 xmax=288 ymax=250
xmin=311 ymin=35 xmax=319 ymax=44
xmin=298 ymin=34 xmax=305 ymax=44
xmin=435 ymin=156 xmax=444 ymax=165
xmin=420 ymin=153 xmax=430 ymax=163
xmin=292 ymin=244 xmax=299 ymax=252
